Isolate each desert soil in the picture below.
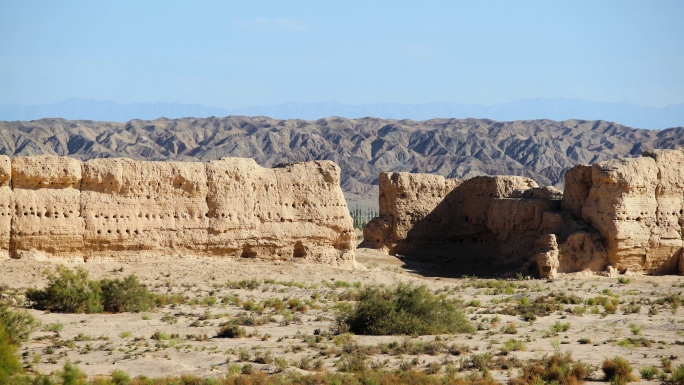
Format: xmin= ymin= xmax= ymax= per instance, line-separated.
xmin=1 ymin=247 xmax=683 ymax=383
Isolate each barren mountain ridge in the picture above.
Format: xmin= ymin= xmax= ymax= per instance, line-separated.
xmin=1 ymin=116 xmax=683 ymax=206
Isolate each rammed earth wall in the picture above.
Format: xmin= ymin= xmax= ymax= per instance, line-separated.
xmin=2 ymin=155 xmax=356 ymax=267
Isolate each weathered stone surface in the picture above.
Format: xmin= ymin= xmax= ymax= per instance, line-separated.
xmin=3 ymin=156 xmax=355 ymax=267
xmin=581 ymin=154 xmax=679 ymax=273
xmin=363 ymin=173 xmax=543 ymax=268
xmin=487 ymin=199 xmax=560 ymax=242
xmin=534 ymin=234 xmax=559 ymax=279
xmin=558 ymin=231 xmax=607 ymax=273
xmin=560 ymin=165 xmax=593 ymax=218
xmin=451 ymin=176 xmax=538 ymax=228
xmin=81 ymin=158 xmax=209 ymax=259
xmin=0 ymin=156 xmax=12 ymax=259
xmin=12 ymin=156 xmax=82 ymax=189
xmin=511 ymin=186 xmax=563 ymax=200
xmin=364 ymin=172 xmax=460 ymax=248
xmin=206 ymin=159 xmax=355 ymax=265
xmin=11 ymin=156 xmax=84 ymax=257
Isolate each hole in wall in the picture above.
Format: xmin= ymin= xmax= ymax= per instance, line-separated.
xmin=293 ymin=241 xmax=307 ymax=258
xmin=240 ymin=245 xmax=257 ymax=259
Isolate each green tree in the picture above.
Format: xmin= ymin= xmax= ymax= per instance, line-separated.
xmin=0 ymin=324 xmax=22 ymax=384
xmin=0 ymin=304 xmax=35 ymax=345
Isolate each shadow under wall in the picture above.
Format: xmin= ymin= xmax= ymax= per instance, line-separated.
xmin=387 ymin=189 xmax=522 ymax=279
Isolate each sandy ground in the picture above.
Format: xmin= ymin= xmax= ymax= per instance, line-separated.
xmin=1 ymin=248 xmax=683 ymax=383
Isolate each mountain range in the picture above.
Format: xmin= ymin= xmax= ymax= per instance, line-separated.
xmin=2 ymin=98 xmax=684 ymax=130
xmin=2 ymin=116 xmax=684 ymax=208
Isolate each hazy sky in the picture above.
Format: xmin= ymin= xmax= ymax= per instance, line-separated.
xmin=1 ymin=1 xmax=683 ymax=108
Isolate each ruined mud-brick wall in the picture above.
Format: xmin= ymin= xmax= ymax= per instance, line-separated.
xmin=363 ymin=149 xmax=684 ymax=276
xmin=361 ymin=173 xmax=462 ymax=251
xmin=362 ymin=172 xmax=559 ymax=262
xmin=3 ymin=155 xmax=355 ymax=267
xmin=576 ymin=149 xmax=684 ymax=274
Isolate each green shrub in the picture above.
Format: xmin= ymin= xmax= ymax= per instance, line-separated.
xmin=672 ymin=364 xmax=684 ymax=384
xmin=0 ymin=324 xmax=23 ymax=383
xmin=26 ymin=266 xmax=103 ymax=314
xmin=550 ymin=321 xmax=571 ymax=334
xmin=512 ymin=352 xmax=587 ymax=385
xmin=502 ymin=322 xmax=517 ymax=334
xmin=502 ymin=296 xmax=556 ymax=321
xmin=502 ymin=338 xmax=526 ymax=352
xmin=344 ymin=283 xmax=473 ymax=335
xmin=43 ymin=322 xmax=63 ymax=334
xmin=639 ymin=366 xmax=658 ymax=380
xmin=26 ymin=266 xmax=156 ymax=315
xmin=226 ymin=279 xmax=260 ymax=290
xmin=59 ymin=362 xmax=86 ymax=385
xmin=100 ymin=275 xmax=155 ymax=313
xmin=602 ymin=356 xmax=634 ymax=384
xmin=0 ymin=304 xmax=35 ymax=345
xmin=111 ymin=369 xmax=131 ymax=385
xmin=628 ymin=324 xmax=642 ymax=335
xmin=336 ymin=348 xmax=368 ymax=373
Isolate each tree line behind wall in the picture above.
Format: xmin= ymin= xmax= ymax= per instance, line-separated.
xmin=350 ymin=205 xmax=379 ymax=229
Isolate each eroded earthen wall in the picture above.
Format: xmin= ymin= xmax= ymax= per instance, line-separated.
xmin=363 ymin=172 xmax=552 ymax=267
xmin=363 ymin=149 xmax=684 ymax=276
xmin=361 ymin=172 xmax=461 ymax=250
xmin=1 ymin=155 xmax=355 ymax=267
xmin=578 ymin=150 xmax=684 ymax=274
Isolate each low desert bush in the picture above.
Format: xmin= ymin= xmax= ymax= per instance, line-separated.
xmin=502 ymin=338 xmax=526 ymax=352
xmin=602 ymin=356 xmax=635 ymax=385
xmin=510 ymin=352 xmax=588 ymax=385
xmin=344 ymin=282 xmax=473 ymax=335
xmin=550 ymin=321 xmax=571 ymax=334
xmin=26 ymin=266 xmax=103 ymax=313
xmin=501 ymin=296 xmax=557 ymax=321
xmin=100 ymin=275 xmax=155 ymax=313
xmin=502 ymin=322 xmax=517 ymax=334
xmin=225 ymin=279 xmax=260 ymax=290
xmin=628 ymin=324 xmax=642 ymax=335
xmin=26 ymin=266 xmax=154 ymax=314
xmin=639 ymin=366 xmax=658 ymax=380
xmin=216 ymin=323 xmax=246 ymax=338
xmin=111 ymin=369 xmax=131 ymax=385
xmin=672 ymin=364 xmax=684 ymax=384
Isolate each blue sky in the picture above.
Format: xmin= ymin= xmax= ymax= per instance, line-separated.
xmin=1 ymin=0 xmax=683 ymax=108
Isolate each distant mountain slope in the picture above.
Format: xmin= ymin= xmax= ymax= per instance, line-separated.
xmin=2 ymin=98 xmax=684 ymax=129
xmin=1 ymin=116 xmax=682 ymax=207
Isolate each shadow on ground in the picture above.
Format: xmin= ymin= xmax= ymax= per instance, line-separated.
xmin=356 ymin=247 xmax=525 ymax=279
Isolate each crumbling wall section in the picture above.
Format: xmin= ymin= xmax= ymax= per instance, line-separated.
xmin=0 ymin=156 xmax=12 ymax=259
xmin=362 ymin=172 xmax=460 ymax=251
xmin=206 ymin=158 xmax=355 ymax=265
xmin=576 ymin=150 xmax=684 ymax=274
xmin=363 ymin=173 xmax=551 ymax=266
